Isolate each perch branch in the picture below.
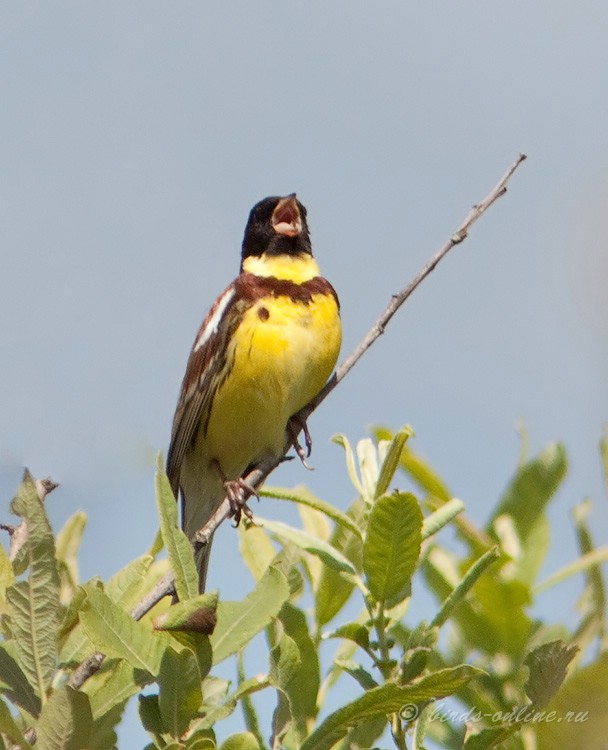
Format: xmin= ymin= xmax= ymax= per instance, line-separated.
xmin=65 ymin=153 xmax=527 ymax=695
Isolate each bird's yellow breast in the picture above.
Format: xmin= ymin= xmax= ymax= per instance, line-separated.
xmin=204 ymin=256 xmax=341 ymax=479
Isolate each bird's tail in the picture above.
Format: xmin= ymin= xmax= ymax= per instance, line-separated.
xmin=179 ymin=464 xmax=225 ymax=594
xmin=191 ymin=533 xmax=213 ymax=595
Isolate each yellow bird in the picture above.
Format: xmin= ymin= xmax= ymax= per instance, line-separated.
xmin=167 ymin=194 xmax=342 ymax=591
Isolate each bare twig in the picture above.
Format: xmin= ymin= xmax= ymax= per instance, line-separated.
xmin=130 ymin=571 xmax=175 ymax=620
xmin=67 ymin=652 xmax=105 ymax=690
xmin=65 ymin=153 xmax=527 ymax=696
xmin=306 ymin=152 xmax=528 ymax=410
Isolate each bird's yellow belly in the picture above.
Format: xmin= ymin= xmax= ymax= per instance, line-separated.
xmin=204 ymin=293 xmax=341 ymax=479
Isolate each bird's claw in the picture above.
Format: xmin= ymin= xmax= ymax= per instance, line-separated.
xmin=287 ymin=415 xmax=314 ymax=470
xmin=223 ymin=478 xmax=259 ymax=527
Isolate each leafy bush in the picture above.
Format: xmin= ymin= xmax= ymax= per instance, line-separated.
xmin=1 ymin=427 xmax=607 ymax=749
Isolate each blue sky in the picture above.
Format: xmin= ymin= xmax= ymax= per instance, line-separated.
xmin=1 ymin=1 xmax=607 ymax=746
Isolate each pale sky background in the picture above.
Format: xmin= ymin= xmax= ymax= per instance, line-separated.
xmin=1 ymin=2 xmax=607 ymax=747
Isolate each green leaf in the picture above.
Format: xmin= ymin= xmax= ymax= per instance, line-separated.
xmin=333 ymin=659 xmax=378 ymax=690
xmin=36 ymin=685 xmax=93 ymax=750
xmin=211 ymin=566 xmax=289 ymax=663
xmin=269 ymin=632 xmax=301 ymax=692
xmin=80 ymin=587 xmax=167 ymax=676
xmin=58 ymin=583 xmax=89 ymax=642
xmin=375 ymin=429 xmax=452 ymax=504
xmin=375 ymin=427 xmax=413 ymax=498
xmin=156 ymin=457 xmax=199 ymax=600
xmin=273 ymin=545 xmax=304 ymax=601
xmin=190 ymin=678 xmax=234 ymax=729
xmin=336 ymin=717 xmax=387 ymax=750
xmin=399 ymin=623 xmax=439 ymax=683
xmin=268 ymin=628 xmax=304 ymax=745
xmin=412 ymin=703 xmax=433 ymax=750
xmin=571 ymin=500 xmax=606 ymax=649
xmin=279 ymin=603 xmax=320 ymax=732
xmin=105 ymin=554 xmax=155 ymax=610
xmin=300 ymin=666 xmax=484 ymax=750
xmin=256 ymin=518 xmax=356 ymax=576
xmin=232 ymin=675 xmax=269 ymax=702
xmin=238 ymin=524 xmax=276 ymax=582
xmin=465 ymin=656 xmax=604 ymax=750
xmin=153 ymin=593 xmax=218 ymax=634
xmin=297 ymin=504 xmax=330 ymax=586
xmin=332 ymin=434 xmax=363 ymax=495
xmin=573 ymin=500 xmax=606 ymax=613
xmin=0 ymin=643 xmax=41 ymax=717
xmin=421 ymin=498 xmax=465 ymax=541
xmin=270 ymin=689 xmax=291 ymax=749
xmin=0 ymin=543 xmax=15 ymax=613
xmin=513 ymin=513 xmax=551 ymax=586
xmin=261 ymin=486 xmax=362 ymax=539
xmin=430 ymin=547 xmax=500 ymax=629
xmin=55 ymin=511 xmax=87 ymax=594
xmin=90 ymin=700 xmax=127 ymax=750
xmin=315 ymin=500 xmax=365 ymax=626
xmin=298 ymin=499 xmax=331 ymax=542
xmin=489 ymin=443 xmax=567 ymax=542
xmin=147 ymin=528 xmax=165 ymax=558
xmin=237 ymin=652 xmax=264 ymax=748
xmin=203 ymin=676 xmax=230 ymax=704
xmin=464 ymin=726 xmax=517 ymax=750
xmin=186 ymin=730 xmax=216 ymax=749
xmin=363 ymin=492 xmax=423 ymax=605
xmin=219 ymin=733 xmax=261 ymax=750
xmin=139 ymin=693 xmax=165 ymax=736
xmin=0 ymin=695 xmax=33 ymax=748
xmin=357 ymin=438 xmax=380 ymax=502
xmin=59 ymin=580 xmax=103 ymax=666
xmin=535 ymin=652 xmax=608 ymax=749
xmin=84 ymin=660 xmax=144 ymax=719
xmin=317 ymin=639 xmax=359 ymax=709
xmin=441 ymin=556 xmax=534 ymax=656
xmin=524 ymin=640 xmax=579 ymax=708
xmin=535 ymin=546 xmax=608 ymax=595
xmin=325 ymin=623 xmax=370 ymax=651
xmin=6 ymin=473 xmax=61 ymax=699
xmin=168 ymin=631 xmax=212 ymax=683
xmin=159 ymin=648 xmax=203 ymax=738
xmin=188 ymin=675 xmax=267 ymax=736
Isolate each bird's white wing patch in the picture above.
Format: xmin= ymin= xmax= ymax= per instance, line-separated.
xmin=194 ymin=287 xmax=235 ymax=352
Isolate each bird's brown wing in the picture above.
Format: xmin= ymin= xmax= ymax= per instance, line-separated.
xmin=166 ymin=282 xmax=246 ymax=499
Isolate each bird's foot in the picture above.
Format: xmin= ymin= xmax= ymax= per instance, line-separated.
xmin=287 ymin=414 xmax=314 ymax=470
xmin=223 ymin=478 xmax=259 ymax=527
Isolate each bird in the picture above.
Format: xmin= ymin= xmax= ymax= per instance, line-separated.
xmin=167 ymin=194 xmax=342 ymax=592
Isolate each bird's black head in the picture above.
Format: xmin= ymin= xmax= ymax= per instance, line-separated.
xmin=241 ymin=194 xmax=312 ymax=263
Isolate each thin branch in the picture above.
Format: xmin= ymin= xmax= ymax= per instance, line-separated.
xmin=130 ymin=571 xmax=175 ymax=620
xmin=65 ymin=153 xmax=527 ymax=695
xmin=306 ymin=152 xmax=527 ymax=410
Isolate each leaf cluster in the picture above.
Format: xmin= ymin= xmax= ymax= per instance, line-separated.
xmin=0 ymin=426 xmax=606 ymax=750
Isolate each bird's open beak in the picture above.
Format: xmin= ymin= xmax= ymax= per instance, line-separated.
xmin=271 ymin=194 xmax=302 ymax=237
